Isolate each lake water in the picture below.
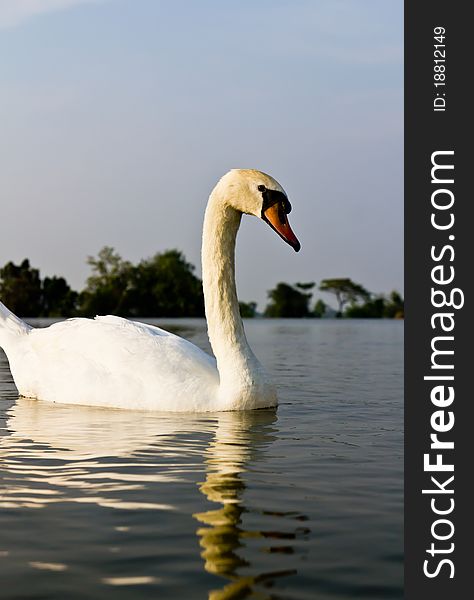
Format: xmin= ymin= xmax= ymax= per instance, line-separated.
xmin=0 ymin=319 xmax=403 ymax=600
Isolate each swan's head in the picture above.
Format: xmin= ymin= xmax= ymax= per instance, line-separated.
xmin=216 ymin=169 xmax=301 ymax=252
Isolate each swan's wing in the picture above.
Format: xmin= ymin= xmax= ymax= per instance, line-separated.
xmin=14 ymin=316 xmax=219 ymax=410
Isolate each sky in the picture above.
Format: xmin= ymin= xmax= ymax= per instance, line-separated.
xmin=0 ymin=0 xmax=403 ymax=311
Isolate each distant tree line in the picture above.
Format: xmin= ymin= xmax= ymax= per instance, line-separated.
xmin=0 ymin=251 xmax=403 ymax=319
xmin=0 ymin=260 xmax=78 ymax=317
xmin=264 ymin=278 xmax=404 ymax=319
xmin=0 ymin=249 xmax=204 ymax=318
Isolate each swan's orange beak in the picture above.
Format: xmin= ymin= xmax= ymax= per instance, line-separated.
xmin=263 ymin=203 xmax=301 ymax=252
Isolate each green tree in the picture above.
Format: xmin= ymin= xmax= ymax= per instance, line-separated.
xmin=319 ymin=278 xmax=370 ymax=317
xmin=127 ymin=250 xmax=204 ymax=317
xmin=383 ymin=290 xmax=404 ymax=318
xmin=345 ymin=296 xmax=386 ymax=318
xmin=42 ymin=276 xmax=78 ymax=317
xmin=239 ymin=301 xmax=257 ymax=318
xmin=78 ymin=247 xmax=205 ymax=317
xmin=313 ymin=299 xmax=327 ymax=318
xmin=264 ymin=282 xmax=313 ymax=318
xmin=345 ymin=290 xmax=404 ymax=319
xmin=0 ymin=259 xmax=42 ymax=316
xmin=78 ymin=246 xmax=133 ymax=316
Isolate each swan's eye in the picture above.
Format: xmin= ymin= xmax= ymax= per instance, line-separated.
xmin=258 ymin=185 xmax=266 ymax=192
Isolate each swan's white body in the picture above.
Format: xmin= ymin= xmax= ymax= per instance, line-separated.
xmin=0 ymin=170 xmax=299 ymax=411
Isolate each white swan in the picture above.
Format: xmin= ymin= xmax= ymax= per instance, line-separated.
xmin=0 ymin=169 xmax=300 ymax=411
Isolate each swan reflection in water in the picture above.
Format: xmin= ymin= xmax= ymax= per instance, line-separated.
xmin=1 ymin=399 xmax=308 ymax=598
xmin=193 ymin=410 xmax=309 ymax=599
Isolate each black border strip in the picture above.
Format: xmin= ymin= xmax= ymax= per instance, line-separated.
xmin=405 ymin=1 xmax=471 ymax=597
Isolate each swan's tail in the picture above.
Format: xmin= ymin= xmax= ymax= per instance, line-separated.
xmin=0 ymin=300 xmax=31 ymax=351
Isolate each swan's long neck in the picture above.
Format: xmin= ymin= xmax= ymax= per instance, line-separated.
xmin=201 ymin=190 xmax=261 ymax=397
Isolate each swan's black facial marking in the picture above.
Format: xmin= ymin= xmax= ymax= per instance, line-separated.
xmin=259 ymin=187 xmax=292 ymax=219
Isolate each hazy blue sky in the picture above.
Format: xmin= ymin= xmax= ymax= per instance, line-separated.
xmin=0 ymin=0 xmax=403 ymax=310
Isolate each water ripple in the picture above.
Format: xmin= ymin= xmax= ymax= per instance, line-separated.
xmin=0 ymin=320 xmax=403 ymax=599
